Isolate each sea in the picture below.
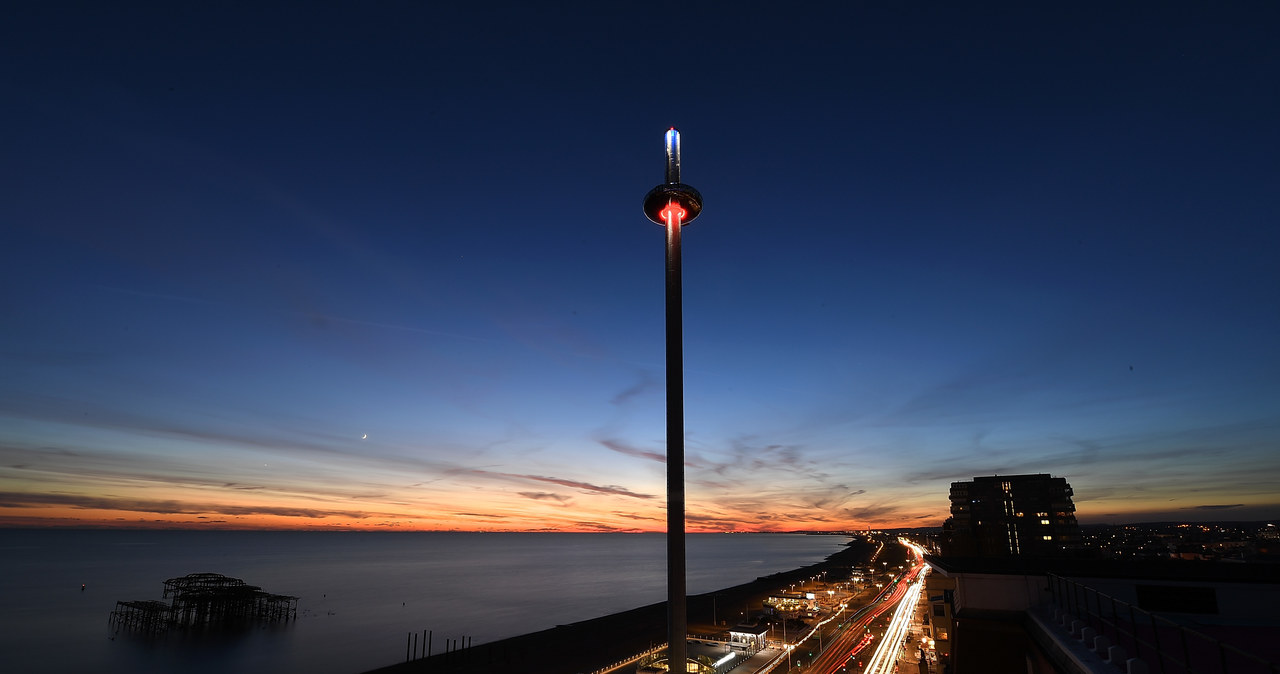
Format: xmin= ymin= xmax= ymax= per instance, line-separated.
xmin=0 ymin=530 xmax=850 ymax=674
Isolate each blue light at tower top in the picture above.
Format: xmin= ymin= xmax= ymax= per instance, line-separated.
xmin=644 ymin=127 xmax=703 ymax=226
xmin=665 ymin=128 xmax=681 ymax=184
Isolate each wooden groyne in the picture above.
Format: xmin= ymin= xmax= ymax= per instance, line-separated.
xmin=109 ymin=572 xmax=297 ymax=635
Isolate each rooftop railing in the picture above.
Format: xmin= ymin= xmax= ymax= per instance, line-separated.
xmin=1047 ymin=574 xmax=1278 ymax=674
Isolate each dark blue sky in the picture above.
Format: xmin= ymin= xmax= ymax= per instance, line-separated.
xmin=3 ymin=2 xmax=1278 ymax=530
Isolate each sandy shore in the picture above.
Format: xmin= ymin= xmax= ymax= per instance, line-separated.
xmin=364 ymin=537 xmax=876 ymax=674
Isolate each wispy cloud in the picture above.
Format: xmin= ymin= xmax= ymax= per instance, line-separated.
xmin=518 ymin=491 xmax=572 ymax=504
xmin=471 ymin=469 xmax=656 ymax=500
xmin=612 ymin=511 xmax=660 ymax=521
xmin=570 ymin=520 xmax=629 ymax=532
xmin=611 ymin=372 xmax=657 ymax=406
xmin=692 ymin=436 xmax=833 ymax=483
xmin=0 ymin=491 xmax=381 ymax=520
xmin=598 ymin=438 xmax=665 ymax=463
xmin=840 ymin=503 xmax=906 ymax=522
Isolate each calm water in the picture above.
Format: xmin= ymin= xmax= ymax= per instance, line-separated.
xmin=0 ymin=530 xmax=849 ymax=673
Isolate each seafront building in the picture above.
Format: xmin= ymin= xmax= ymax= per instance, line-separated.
xmin=761 ymin=593 xmax=816 ymax=617
xmin=919 ymin=474 xmax=1279 ymax=673
xmin=922 ymin=556 xmax=1280 ymax=673
xmin=943 ymin=473 xmax=1084 ymax=557
xmin=728 ymin=625 xmax=768 ymax=648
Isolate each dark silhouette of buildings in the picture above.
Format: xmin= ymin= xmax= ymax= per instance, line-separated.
xmin=924 ymin=554 xmax=1280 ymax=673
xmin=943 ymin=473 xmax=1083 ymax=557
xmin=926 ymin=476 xmax=1279 ymax=672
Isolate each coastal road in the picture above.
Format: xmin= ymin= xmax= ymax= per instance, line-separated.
xmin=799 ymin=541 xmax=925 ymax=674
xmin=860 ymin=541 xmax=927 ymax=674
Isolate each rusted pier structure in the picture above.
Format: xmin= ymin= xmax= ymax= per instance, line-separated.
xmin=109 ymin=572 xmax=297 ymax=635
xmin=108 ymin=600 xmax=173 ymax=634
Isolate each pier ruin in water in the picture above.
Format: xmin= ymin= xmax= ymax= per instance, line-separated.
xmin=109 ymin=572 xmax=297 ymax=635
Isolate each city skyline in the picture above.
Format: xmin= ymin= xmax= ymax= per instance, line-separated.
xmin=3 ymin=3 xmax=1278 ymax=531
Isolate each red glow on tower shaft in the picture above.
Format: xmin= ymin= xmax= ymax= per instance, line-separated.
xmin=660 ymin=200 xmax=687 ymax=226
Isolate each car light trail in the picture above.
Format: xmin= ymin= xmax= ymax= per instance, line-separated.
xmin=788 ymin=539 xmax=931 ymax=674
xmin=862 ymin=575 xmax=923 ymax=673
xmin=862 ymin=540 xmax=929 ymax=674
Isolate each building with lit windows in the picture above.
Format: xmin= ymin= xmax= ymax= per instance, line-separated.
xmin=728 ymin=624 xmax=768 ymax=648
xmin=761 ymin=593 xmax=815 ymax=616
xmin=943 ymin=474 xmax=1083 ymax=557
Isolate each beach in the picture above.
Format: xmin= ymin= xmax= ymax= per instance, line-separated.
xmin=366 ymin=538 xmax=878 ymax=674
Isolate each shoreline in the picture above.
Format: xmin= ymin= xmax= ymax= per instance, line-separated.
xmin=364 ymin=538 xmax=877 ymax=674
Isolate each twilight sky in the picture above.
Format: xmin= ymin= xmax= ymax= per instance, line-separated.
xmin=3 ymin=2 xmax=1278 ymax=531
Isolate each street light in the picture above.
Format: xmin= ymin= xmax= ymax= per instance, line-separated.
xmin=643 ymin=127 xmax=703 ymax=674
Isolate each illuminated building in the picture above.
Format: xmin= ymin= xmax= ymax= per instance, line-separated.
xmin=762 ymin=593 xmax=815 ymax=616
xmin=728 ymin=624 xmax=768 ymax=648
